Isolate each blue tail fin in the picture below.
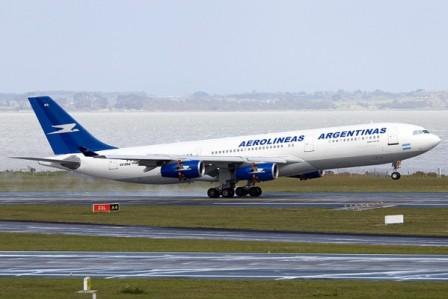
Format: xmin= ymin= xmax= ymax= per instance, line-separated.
xmin=29 ymin=96 xmax=116 ymax=155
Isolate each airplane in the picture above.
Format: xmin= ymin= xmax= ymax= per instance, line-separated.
xmin=12 ymin=96 xmax=441 ymax=198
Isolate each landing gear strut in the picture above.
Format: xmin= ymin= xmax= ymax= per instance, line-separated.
xmin=391 ymin=161 xmax=401 ymax=180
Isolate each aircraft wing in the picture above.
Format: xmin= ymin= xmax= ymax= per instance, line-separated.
xmin=105 ymin=154 xmax=302 ymax=166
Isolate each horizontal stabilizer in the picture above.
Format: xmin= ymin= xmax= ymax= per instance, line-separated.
xmin=10 ymin=156 xmax=81 ymax=169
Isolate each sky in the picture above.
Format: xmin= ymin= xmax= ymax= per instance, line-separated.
xmin=0 ymin=0 xmax=447 ymax=95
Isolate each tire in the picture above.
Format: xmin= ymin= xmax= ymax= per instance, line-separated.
xmin=235 ymin=187 xmax=248 ymax=197
xmin=207 ymin=188 xmax=220 ymax=198
xmin=221 ymin=188 xmax=235 ymax=198
xmin=249 ymin=186 xmax=262 ymax=197
xmin=391 ymin=172 xmax=401 ymax=180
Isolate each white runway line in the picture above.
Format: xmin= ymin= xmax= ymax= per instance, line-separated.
xmin=0 ymin=252 xmax=447 ymax=281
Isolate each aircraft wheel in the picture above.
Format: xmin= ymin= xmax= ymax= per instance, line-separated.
xmin=207 ymin=188 xmax=220 ymax=198
xmin=391 ymin=171 xmax=401 ymax=180
xmin=235 ymin=187 xmax=248 ymax=197
xmin=221 ymin=188 xmax=235 ymax=198
xmin=249 ymin=186 xmax=262 ymax=197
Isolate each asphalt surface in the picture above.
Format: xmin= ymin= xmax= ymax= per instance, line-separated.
xmin=1 ymin=192 xmax=448 ymax=208
xmin=1 ymin=220 xmax=447 ymax=247
xmin=1 ymin=251 xmax=447 ymax=280
xmin=2 ymin=193 xmax=447 ymax=282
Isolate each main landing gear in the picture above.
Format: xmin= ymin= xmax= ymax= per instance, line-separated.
xmin=391 ymin=161 xmax=401 ymax=180
xmin=208 ymin=167 xmax=263 ymax=198
xmin=207 ymin=186 xmax=263 ymax=198
xmin=235 ymin=186 xmax=262 ymax=198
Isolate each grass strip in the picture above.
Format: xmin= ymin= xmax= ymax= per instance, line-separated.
xmin=0 ymin=232 xmax=447 ymax=254
xmin=0 ymin=278 xmax=447 ymax=299
xmin=0 ymin=205 xmax=447 ymax=236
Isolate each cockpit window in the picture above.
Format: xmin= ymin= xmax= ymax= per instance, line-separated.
xmin=413 ymin=129 xmax=431 ymax=135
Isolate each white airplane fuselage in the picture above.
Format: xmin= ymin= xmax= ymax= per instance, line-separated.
xmin=47 ymin=122 xmax=440 ymax=184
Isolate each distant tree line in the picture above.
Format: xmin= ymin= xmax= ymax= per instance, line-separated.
xmin=1 ymin=89 xmax=447 ymax=111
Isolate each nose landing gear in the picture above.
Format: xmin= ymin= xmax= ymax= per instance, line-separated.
xmin=391 ymin=171 xmax=401 ymax=180
xmin=391 ymin=161 xmax=401 ymax=180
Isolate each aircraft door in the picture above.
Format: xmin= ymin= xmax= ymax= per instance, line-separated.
xmin=304 ymin=140 xmax=315 ymax=152
xmin=387 ymin=128 xmax=399 ymax=145
xmin=108 ymin=160 xmax=119 ymax=170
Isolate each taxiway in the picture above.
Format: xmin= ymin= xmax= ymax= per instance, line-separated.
xmin=1 ymin=220 xmax=447 ymax=247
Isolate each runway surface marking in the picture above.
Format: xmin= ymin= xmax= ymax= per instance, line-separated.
xmin=1 ymin=192 xmax=448 ymax=208
xmin=0 ymin=251 xmax=447 ymax=281
xmin=1 ymin=221 xmax=447 ymax=247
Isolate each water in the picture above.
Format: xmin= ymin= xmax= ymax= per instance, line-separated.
xmin=1 ymin=111 xmax=446 ymax=173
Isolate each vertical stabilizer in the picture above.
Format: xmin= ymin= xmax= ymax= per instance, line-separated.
xmin=28 ymin=96 xmax=116 ymax=155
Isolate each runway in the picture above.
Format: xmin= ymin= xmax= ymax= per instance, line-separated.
xmin=0 ymin=251 xmax=447 ymax=280
xmin=1 ymin=191 xmax=448 ymax=208
xmin=1 ymin=220 xmax=447 ymax=247
xmin=1 ymin=192 xmax=447 ymax=282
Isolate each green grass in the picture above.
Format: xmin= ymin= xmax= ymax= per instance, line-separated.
xmin=0 ymin=278 xmax=447 ymax=299
xmin=1 ymin=205 xmax=448 ymax=236
xmin=1 ymin=232 xmax=447 ymax=254
xmin=2 ymin=173 xmax=447 ymax=299
xmin=1 ymin=171 xmax=448 ymax=192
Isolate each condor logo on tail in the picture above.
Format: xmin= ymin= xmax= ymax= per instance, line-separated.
xmin=47 ymin=123 xmax=79 ymax=135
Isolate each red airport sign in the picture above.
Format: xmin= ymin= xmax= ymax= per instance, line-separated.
xmin=92 ymin=203 xmax=120 ymax=213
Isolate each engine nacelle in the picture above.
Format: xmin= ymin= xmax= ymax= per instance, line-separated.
xmin=161 ymin=160 xmax=205 ymax=179
xmin=235 ymin=162 xmax=279 ymax=182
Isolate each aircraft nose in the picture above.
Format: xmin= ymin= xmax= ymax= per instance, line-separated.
xmin=414 ymin=133 xmax=441 ymax=152
xmin=432 ymin=134 xmax=441 ymax=147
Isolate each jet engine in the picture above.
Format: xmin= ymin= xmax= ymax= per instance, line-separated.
xmin=235 ymin=162 xmax=279 ymax=181
xmin=161 ymin=160 xmax=205 ymax=179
